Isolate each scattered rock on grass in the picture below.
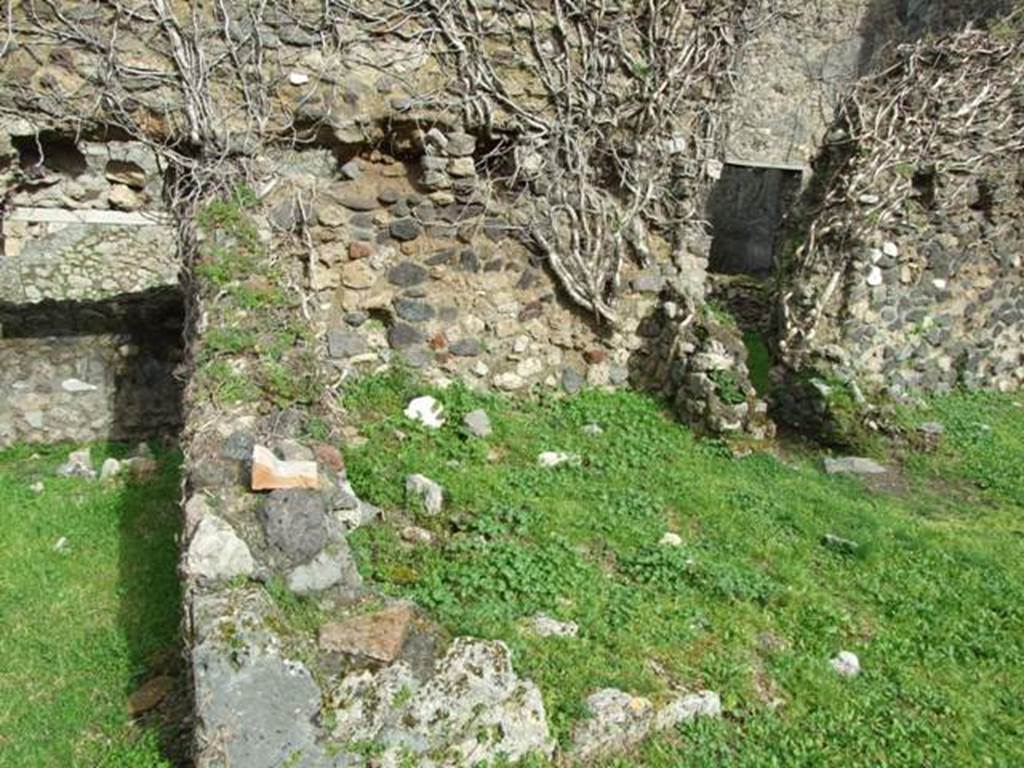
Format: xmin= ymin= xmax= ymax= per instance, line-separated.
xmin=537 ymin=451 xmax=579 ymax=468
xmin=829 ymin=650 xmax=861 ymax=677
xmin=401 ymin=525 xmax=434 ymax=544
xmin=527 ymin=614 xmax=579 ymax=638
xmin=405 ymin=395 xmax=445 ymax=428
xmin=30 ymin=481 xmax=44 ymax=494
xmin=582 ymin=423 xmax=603 ymax=436
xmin=56 ymin=448 xmax=95 ymax=479
xmin=572 ymin=687 xmax=721 ymax=760
xmin=257 ymin=489 xmax=328 ymax=567
xmin=660 ymin=532 xmax=683 ymax=547
xmin=100 ymin=457 xmax=121 ymax=481
xmin=406 ymin=473 xmax=444 ymax=515
xmin=463 ymin=408 xmax=492 ymax=437
xmin=824 ymin=456 xmax=888 ymax=476
xmin=571 ymin=689 xmax=654 ymax=760
xmin=822 ymin=533 xmax=860 ymax=554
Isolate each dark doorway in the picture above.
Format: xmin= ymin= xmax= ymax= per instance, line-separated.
xmin=707 ymin=163 xmax=802 ymax=276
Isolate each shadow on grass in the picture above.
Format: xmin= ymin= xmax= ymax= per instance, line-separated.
xmin=114 ymin=444 xmax=192 ymax=767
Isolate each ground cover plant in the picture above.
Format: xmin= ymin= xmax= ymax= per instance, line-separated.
xmin=0 ymin=443 xmax=185 ymax=767
xmin=344 ymin=372 xmax=1024 ymax=766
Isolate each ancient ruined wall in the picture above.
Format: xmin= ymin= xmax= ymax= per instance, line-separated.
xmin=0 ymin=122 xmax=183 ymax=446
xmin=777 ymin=22 xmax=1023 ymax=432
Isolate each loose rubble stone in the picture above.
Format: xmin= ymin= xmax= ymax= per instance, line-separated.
xmin=340 ymin=159 xmax=363 ymax=180
xmin=571 ymin=689 xmax=654 ymax=760
xmin=537 ymin=451 xmax=578 ymax=468
xmin=463 ymin=409 xmax=492 ymax=438
xmin=582 ymin=423 xmax=603 ymax=436
xmin=406 ymin=473 xmax=444 ymax=515
xmin=319 ymin=604 xmax=415 ymax=662
xmin=341 ymin=260 xmax=377 ymax=290
xmin=186 ymin=515 xmax=255 ymax=583
xmin=830 ymin=650 xmax=862 ymax=677
xmin=257 ymin=489 xmax=328 ymax=567
xmin=127 ymin=675 xmax=175 ymax=716
xmin=918 ymin=421 xmax=945 ymax=437
xmin=660 ymin=532 xmax=683 ymax=547
xmin=824 ymin=456 xmax=888 ymax=476
xmin=401 ymin=525 xmax=434 ymax=544
xmin=251 ymin=445 xmax=319 ymax=490
xmin=99 ymin=457 xmax=121 ymax=481
xmin=61 ymin=377 xmax=98 ymax=392
xmin=527 ymin=614 xmax=579 ymax=638
xmin=56 ymin=448 xmax=95 ymax=479
xmin=404 ymin=395 xmax=445 ymax=428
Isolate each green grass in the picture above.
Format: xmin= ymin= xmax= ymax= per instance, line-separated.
xmin=344 ymin=372 xmax=1024 ymax=766
xmin=0 ymin=443 xmax=185 ymax=767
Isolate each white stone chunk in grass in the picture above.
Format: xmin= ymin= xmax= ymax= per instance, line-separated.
xmin=288 ymin=71 xmax=310 ymax=85
xmin=100 ymin=457 xmax=122 ymax=481
xmin=463 ymin=409 xmax=492 ymax=438
xmin=659 ymin=532 xmax=683 ymax=547
xmin=527 ymin=614 xmax=579 ymax=638
xmin=405 ymin=395 xmax=445 ymax=428
xmin=830 ymin=650 xmax=861 ymax=678
xmin=56 ymin=448 xmax=95 ymax=479
xmin=537 ymin=451 xmax=579 ymax=468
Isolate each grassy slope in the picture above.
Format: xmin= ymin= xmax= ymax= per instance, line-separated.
xmin=345 ymin=374 xmax=1024 ymax=766
xmin=0 ymin=444 xmax=184 ymax=768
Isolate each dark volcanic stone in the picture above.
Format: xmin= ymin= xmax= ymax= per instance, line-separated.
xmin=450 ymin=338 xmax=482 ymax=357
xmin=388 ymin=261 xmax=428 ymax=287
xmin=459 ymin=249 xmax=480 ymax=273
xmin=390 ymin=217 xmax=423 ymax=242
xmin=327 ymin=328 xmax=368 ymax=358
xmin=393 ymin=298 xmax=436 ymax=323
xmin=388 ymin=322 xmax=425 ymax=349
xmin=258 ymin=489 xmax=328 ymax=567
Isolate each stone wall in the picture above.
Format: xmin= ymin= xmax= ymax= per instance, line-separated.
xmin=0 ymin=125 xmax=183 ymax=446
xmin=776 ymin=21 xmax=1023 ymax=435
xmin=0 ymin=326 xmax=184 ymax=445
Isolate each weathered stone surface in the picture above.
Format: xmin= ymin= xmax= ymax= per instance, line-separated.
xmin=406 ymin=473 xmax=444 ymax=515
xmin=388 ymin=321 xmax=424 ymax=349
xmin=389 ymin=218 xmax=423 ymax=242
xmin=186 ymin=515 xmax=255 ymax=583
xmin=537 ymin=451 xmax=578 ymax=468
xmin=127 ymin=675 xmax=175 ymax=716
xmin=193 ymin=646 xmax=325 ymax=768
xmin=340 ymin=260 xmax=377 ymax=290
xmin=251 ymin=445 xmax=319 ymax=490
xmin=463 ymin=409 xmax=492 ymax=437
xmin=527 ymin=614 xmax=579 ymax=638
xmin=257 ymin=489 xmax=328 ymax=568
xmin=450 ymin=338 xmax=482 ymax=357
xmin=571 ymin=689 xmax=654 ymax=760
xmin=286 ymin=547 xmax=362 ymax=596
xmin=327 ymin=328 xmax=367 ymax=359
xmin=56 ymin=448 xmax=95 ymax=479
xmin=830 ymin=650 xmax=861 ymax=677
xmin=388 ymin=261 xmax=428 ymax=287
xmin=319 ymin=604 xmax=415 ymax=662
xmin=393 ymin=297 xmax=435 ymax=322
xmin=375 ymin=638 xmax=553 ymax=764
xmin=824 ymin=456 xmax=888 ymax=476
